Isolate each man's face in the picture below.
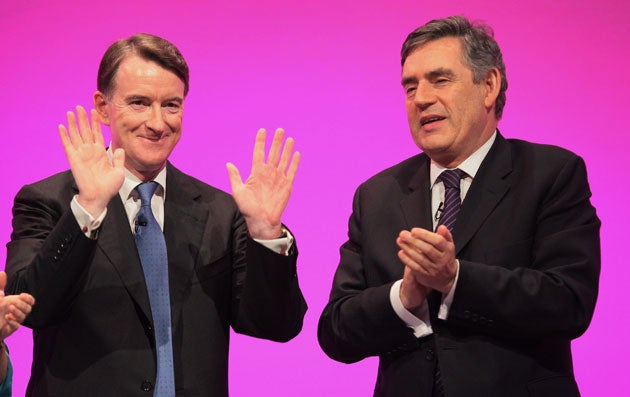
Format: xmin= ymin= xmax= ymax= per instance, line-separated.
xmin=95 ymin=55 xmax=185 ymax=180
xmin=401 ymin=37 xmax=498 ymax=167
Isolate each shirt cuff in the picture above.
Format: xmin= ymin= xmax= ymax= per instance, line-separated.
xmin=438 ymin=259 xmax=460 ymax=320
xmin=390 ymin=279 xmax=433 ymax=338
xmin=253 ymin=228 xmax=294 ymax=256
xmin=71 ymin=195 xmax=107 ymax=239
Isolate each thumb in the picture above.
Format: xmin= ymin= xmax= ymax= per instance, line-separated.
xmin=225 ymin=162 xmax=243 ymax=192
xmin=436 ymin=225 xmax=453 ymax=242
xmin=0 ymin=271 xmax=6 ymax=291
xmin=112 ymin=148 xmax=125 ymax=170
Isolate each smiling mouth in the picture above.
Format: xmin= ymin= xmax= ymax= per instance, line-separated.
xmin=420 ymin=116 xmax=446 ymax=126
xmin=140 ymin=134 xmax=170 ymax=141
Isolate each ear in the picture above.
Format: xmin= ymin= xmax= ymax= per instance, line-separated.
xmin=93 ymin=91 xmax=111 ymax=126
xmin=482 ymin=67 xmax=501 ymax=110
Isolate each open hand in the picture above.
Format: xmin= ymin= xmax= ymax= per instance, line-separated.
xmin=59 ymin=105 xmax=125 ymax=217
xmin=226 ymin=128 xmax=300 ymax=239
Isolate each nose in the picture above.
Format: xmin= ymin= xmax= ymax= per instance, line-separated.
xmin=146 ymin=104 xmax=166 ymax=134
xmin=413 ymin=82 xmax=436 ymax=110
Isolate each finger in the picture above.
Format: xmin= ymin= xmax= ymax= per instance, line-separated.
xmin=112 ymin=148 xmax=126 ymax=171
xmin=252 ymin=128 xmax=266 ymax=166
xmin=19 ymin=293 xmax=35 ymax=306
xmin=66 ymin=110 xmax=82 ymax=147
xmin=6 ymin=298 xmax=32 ymax=315
xmin=286 ymin=151 xmax=300 ymax=183
xmin=3 ymin=315 xmax=19 ymax=332
xmin=436 ymin=225 xmax=453 ymax=242
xmin=225 ymin=162 xmax=243 ymax=192
xmin=397 ymin=237 xmax=426 ymax=264
xmin=277 ymin=136 xmax=294 ymax=173
xmin=91 ymin=109 xmax=105 ymax=147
xmin=59 ymin=124 xmax=72 ymax=156
xmin=397 ymin=250 xmax=427 ymax=276
xmin=266 ymin=128 xmax=285 ymax=166
xmin=402 ymin=234 xmax=444 ymax=263
xmin=76 ymin=105 xmax=95 ymax=144
xmin=7 ymin=306 xmax=27 ymax=323
xmin=410 ymin=227 xmax=451 ymax=251
xmin=402 ymin=235 xmax=450 ymax=269
xmin=0 ymin=271 xmax=6 ymax=290
xmin=398 ymin=230 xmax=433 ymax=253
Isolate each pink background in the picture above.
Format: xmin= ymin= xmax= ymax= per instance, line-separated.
xmin=2 ymin=0 xmax=628 ymax=395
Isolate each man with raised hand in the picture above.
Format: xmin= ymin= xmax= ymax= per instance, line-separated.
xmin=6 ymin=33 xmax=306 ymax=396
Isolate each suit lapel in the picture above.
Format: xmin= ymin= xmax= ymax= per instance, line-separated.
xmin=97 ymin=194 xmax=153 ymax=321
xmin=454 ymin=134 xmax=513 ymax=255
xmin=400 ymin=154 xmax=433 ymax=231
xmin=396 ymin=155 xmax=443 ymax=318
xmin=164 ymin=163 xmax=208 ymax=333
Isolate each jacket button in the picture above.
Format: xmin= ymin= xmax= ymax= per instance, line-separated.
xmin=141 ymin=380 xmax=153 ymax=392
xmin=463 ymin=310 xmax=470 ymax=319
xmin=425 ymin=348 xmax=434 ymax=361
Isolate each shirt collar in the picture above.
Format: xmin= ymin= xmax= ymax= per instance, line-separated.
xmin=430 ymin=131 xmax=497 ymax=186
xmin=107 ymin=145 xmax=167 ymax=201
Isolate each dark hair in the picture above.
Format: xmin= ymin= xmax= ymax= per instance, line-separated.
xmin=401 ymin=16 xmax=508 ymax=119
xmin=97 ymin=33 xmax=189 ymax=98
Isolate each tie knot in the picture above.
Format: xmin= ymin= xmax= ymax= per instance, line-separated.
xmin=439 ymin=169 xmax=464 ymax=189
xmin=136 ymin=181 xmax=159 ymax=206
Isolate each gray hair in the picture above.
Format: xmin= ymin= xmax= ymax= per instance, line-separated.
xmin=401 ymin=16 xmax=508 ymax=119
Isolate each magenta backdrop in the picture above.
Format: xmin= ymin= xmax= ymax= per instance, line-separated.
xmin=2 ymin=0 xmax=628 ymax=395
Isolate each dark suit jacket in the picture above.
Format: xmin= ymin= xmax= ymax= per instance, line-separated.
xmin=318 ymin=133 xmax=600 ymax=397
xmin=6 ymin=162 xmax=307 ymax=396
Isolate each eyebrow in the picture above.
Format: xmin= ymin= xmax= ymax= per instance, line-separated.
xmin=124 ymin=95 xmax=184 ymax=104
xmin=401 ymin=67 xmax=456 ymax=86
xmin=427 ymin=68 xmax=456 ymax=80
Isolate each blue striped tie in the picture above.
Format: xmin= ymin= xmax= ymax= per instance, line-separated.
xmin=135 ymin=182 xmax=175 ymax=396
xmin=437 ymin=169 xmax=464 ymax=232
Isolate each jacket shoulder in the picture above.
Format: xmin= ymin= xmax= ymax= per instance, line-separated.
xmin=359 ymin=153 xmax=428 ymax=190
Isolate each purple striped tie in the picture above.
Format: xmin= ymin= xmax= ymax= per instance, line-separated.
xmin=437 ymin=169 xmax=464 ymax=232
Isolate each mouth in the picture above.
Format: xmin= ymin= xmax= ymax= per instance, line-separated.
xmin=140 ymin=133 xmax=170 ymax=142
xmin=420 ymin=115 xmax=446 ymax=126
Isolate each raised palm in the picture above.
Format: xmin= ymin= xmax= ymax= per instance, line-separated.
xmin=59 ymin=106 xmax=125 ymax=217
xmin=227 ymin=128 xmax=300 ymax=240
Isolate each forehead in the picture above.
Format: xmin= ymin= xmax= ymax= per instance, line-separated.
xmin=112 ymin=55 xmax=185 ymax=96
xmin=402 ymin=37 xmax=468 ymax=76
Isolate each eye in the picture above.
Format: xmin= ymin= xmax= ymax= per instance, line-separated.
xmin=163 ymin=102 xmax=182 ymax=114
xmin=404 ymin=86 xmax=417 ymax=96
xmin=129 ymin=100 xmax=150 ymax=110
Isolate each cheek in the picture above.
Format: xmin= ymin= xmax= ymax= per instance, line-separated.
xmin=167 ymin=115 xmax=183 ymax=131
xmin=405 ymin=103 xmax=417 ymax=120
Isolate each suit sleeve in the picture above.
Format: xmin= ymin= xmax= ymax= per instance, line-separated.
xmin=230 ymin=212 xmax=307 ymax=343
xmin=447 ymin=153 xmax=600 ymax=340
xmin=5 ymin=181 xmax=98 ymax=328
xmin=318 ymin=186 xmax=420 ymax=364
